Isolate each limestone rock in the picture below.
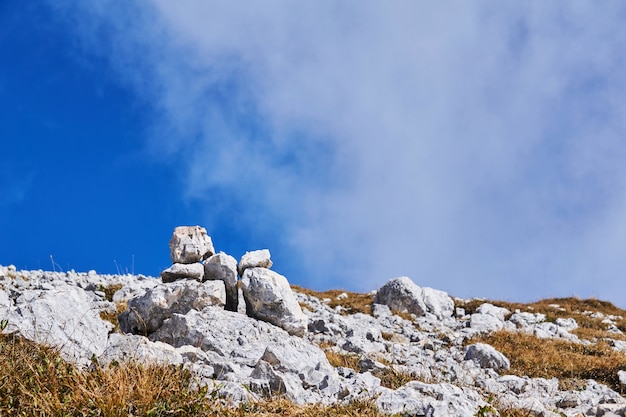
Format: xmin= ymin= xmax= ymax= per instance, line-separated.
xmin=118 ymin=280 xmax=225 ymax=335
xmin=238 ymin=249 xmax=272 ymax=275
xmin=555 ymin=317 xmax=578 ymax=331
xmin=240 ymin=267 xmax=307 ymax=336
xmin=376 ymin=381 xmax=489 ymax=416
xmin=0 ymin=289 xmax=10 ymax=316
xmin=204 ymin=252 xmax=239 ymax=311
xmin=619 ymin=370 xmax=626 ymax=387
xmin=464 ymin=343 xmax=510 ymax=372
xmin=169 ymin=225 xmax=215 ymax=264
xmin=100 ymin=333 xmax=183 ymax=366
xmin=5 ymin=285 xmax=109 ymax=366
xmin=374 ymin=276 xmax=454 ymax=319
xmin=469 ymin=312 xmax=506 ymax=334
xmin=160 ymin=262 xmax=204 ymax=283
xmin=509 ymin=311 xmax=546 ymax=328
xmin=150 ymin=307 xmax=344 ymax=403
xmin=476 ymin=303 xmax=510 ymax=320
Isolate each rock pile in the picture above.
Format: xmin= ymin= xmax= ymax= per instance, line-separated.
xmin=157 ymin=226 xmax=305 ymax=334
xmin=2 ymin=226 xmax=626 ymax=416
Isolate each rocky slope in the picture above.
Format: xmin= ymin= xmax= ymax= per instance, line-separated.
xmin=2 ymin=226 xmax=626 ymax=416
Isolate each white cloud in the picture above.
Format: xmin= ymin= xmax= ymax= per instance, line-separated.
xmin=56 ymin=1 xmax=626 ymax=303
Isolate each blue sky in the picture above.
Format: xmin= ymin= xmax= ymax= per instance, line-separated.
xmin=3 ymin=2 xmax=626 ymax=305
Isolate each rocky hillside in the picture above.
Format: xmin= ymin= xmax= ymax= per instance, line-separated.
xmin=2 ymin=226 xmax=626 ymax=416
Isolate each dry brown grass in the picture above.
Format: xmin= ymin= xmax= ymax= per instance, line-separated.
xmin=0 ymin=333 xmax=396 ymax=416
xmin=292 ymin=285 xmax=374 ymax=315
xmin=320 ymin=346 xmax=418 ymax=390
xmin=323 ymin=349 xmax=361 ymax=371
xmin=233 ymin=398 xmax=390 ymax=416
xmin=373 ymin=367 xmax=419 ymax=390
xmin=99 ymin=301 xmax=128 ymax=332
xmin=0 ymin=333 xmax=209 ymax=416
xmin=100 ymin=283 xmax=124 ymax=302
xmin=291 ymin=286 xmax=420 ymax=323
xmin=498 ymin=407 xmax=541 ymax=417
xmin=471 ymin=330 xmax=626 ymax=393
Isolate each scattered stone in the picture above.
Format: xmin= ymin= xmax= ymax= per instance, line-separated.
xmin=509 ymin=311 xmax=546 ymax=328
xmin=476 ymin=303 xmax=510 ymax=321
xmin=464 ymin=343 xmax=510 ymax=372
xmin=555 ymin=317 xmax=578 ymax=331
xmin=240 ymin=267 xmax=307 ymax=336
xmin=160 ymin=262 xmax=204 ymax=283
xmin=169 ymin=225 xmax=215 ymax=264
xmin=238 ymin=249 xmax=273 ymax=275
xmin=374 ymin=276 xmax=455 ymax=319
xmin=619 ymin=370 xmax=626 ymax=387
xmin=556 ymin=394 xmax=581 ymax=408
xmin=469 ymin=312 xmax=506 ymax=334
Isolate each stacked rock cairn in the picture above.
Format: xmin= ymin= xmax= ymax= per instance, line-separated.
xmin=159 ymin=225 xmax=307 ymax=335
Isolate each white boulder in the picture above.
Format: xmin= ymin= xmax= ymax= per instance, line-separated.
xmin=240 ymin=267 xmax=307 ymax=336
xmin=238 ymin=249 xmax=273 ymax=275
xmin=160 ymin=262 xmax=204 ymax=283
xmin=464 ymin=343 xmax=510 ymax=372
xmin=476 ymin=303 xmax=510 ymax=320
xmin=169 ymin=225 xmax=215 ymax=264
xmin=204 ymin=252 xmax=239 ymax=311
xmin=374 ymin=276 xmax=454 ymax=319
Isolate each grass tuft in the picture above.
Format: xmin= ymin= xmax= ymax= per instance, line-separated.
xmin=323 ymin=350 xmax=361 ymax=371
xmin=373 ymin=367 xmax=419 ymax=390
xmin=99 ymin=301 xmax=128 ymax=332
xmin=101 ymin=283 xmax=124 ymax=302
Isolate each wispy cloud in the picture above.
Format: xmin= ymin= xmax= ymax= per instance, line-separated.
xmin=54 ymin=2 xmax=626 ymax=302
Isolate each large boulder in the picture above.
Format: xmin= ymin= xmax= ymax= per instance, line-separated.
xmin=476 ymin=303 xmax=510 ymax=320
xmin=204 ymin=252 xmax=239 ymax=311
xmin=240 ymin=267 xmax=307 ymax=336
xmin=468 ymin=312 xmax=506 ymax=334
xmin=464 ymin=343 xmax=510 ymax=372
xmin=4 ymin=285 xmax=110 ymax=366
xmin=374 ymin=276 xmax=454 ymax=319
xmin=160 ymin=262 xmax=204 ymax=283
xmin=169 ymin=225 xmax=215 ymax=264
xmin=118 ymin=280 xmax=225 ymax=335
xmin=238 ymin=249 xmax=272 ymax=276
